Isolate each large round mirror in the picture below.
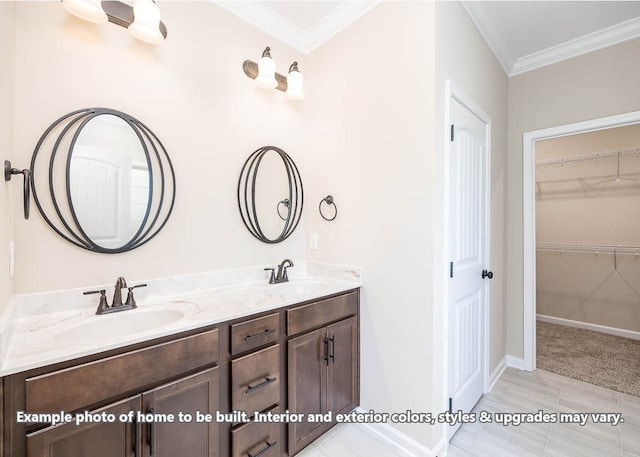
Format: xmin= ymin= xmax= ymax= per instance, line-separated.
xmin=238 ymin=146 xmax=303 ymax=243
xmin=31 ymin=108 xmax=176 ymax=253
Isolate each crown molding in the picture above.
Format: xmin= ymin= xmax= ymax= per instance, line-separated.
xmin=303 ymin=1 xmax=381 ymax=54
xmin=215 ymin=1 xmax=381 ymax=55
xmin=512 ymin=16 xmax=640 ymax=76
xmin=460 ymin=1 xmax=514 ymax=75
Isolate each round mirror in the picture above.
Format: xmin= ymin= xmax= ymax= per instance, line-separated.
xmin=31 ymin=108 xmax=176 ymax=253
xmin=238 ymin=146 xmax=303 ymax=243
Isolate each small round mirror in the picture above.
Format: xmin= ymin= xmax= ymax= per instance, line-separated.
xmin=238 ymin=146 xmax=303 ymax=243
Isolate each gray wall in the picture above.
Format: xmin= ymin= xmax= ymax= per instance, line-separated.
xmin=507 ymin=37 xmax=640 ymax=358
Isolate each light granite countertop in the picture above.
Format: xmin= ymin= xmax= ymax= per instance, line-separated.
xmin=0 ymin=261 xmax=361 ymax=377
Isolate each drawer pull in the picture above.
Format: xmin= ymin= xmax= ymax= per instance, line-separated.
xmin=323 ymin=338 xmax=329 ymax=366
xmin=248 ymin=440 xmax=278 ymax=457
xmin=245 ymin=377 xmax=277 ymax=394
xmin=329 ymin=336 xmax=335 ymax=363
xmin=244 ymin=328 xmax=276 ymax=341
xmin=133 ymin=415 xmax=140 ymax=457
xmin=148 ymin=408 xmax=155 ymax=456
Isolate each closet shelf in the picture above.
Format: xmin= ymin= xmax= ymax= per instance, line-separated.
xmin=535 ymin=146 xmax=640 ymax=167
xmin=536 ymin=243 xmax=640 ymax=256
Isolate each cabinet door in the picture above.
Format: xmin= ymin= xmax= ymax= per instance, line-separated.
xmin=26 ymin=396 xmax=140 ymax=457
xmin=287 ymin=328 xmax=327 ymax=456
xmin=142 ymin=367 xmax=219 ymax=457
xmin=327 ymin=316 xmax=358 ymax=415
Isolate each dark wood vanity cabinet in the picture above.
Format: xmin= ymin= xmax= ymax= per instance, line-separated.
xmin=228 ymin=312 xmax=282 ymax=457
xmin=4 ymin=329 xmax=220 ymax=457
xmin=141 ymin=368 xmax=219 ymax=456
xmin=2 ymin=289 xmax=360 ymax=457
xmin=287 ymin=293 xmax=359 ymax=456
xmin=26 ymin=396 xmax=140 ymax=457
xmin=25 ymin=368 xmax=219 ymax=457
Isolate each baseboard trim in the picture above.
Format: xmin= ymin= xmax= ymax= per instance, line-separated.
xmin=537 ymin=314 xmax=640 ymax=341
xmin=354 ymin=407 xmax=441 ymax=456
xmin=506 ymin=355 xmax=524 ymax=370
xmin=488 ymin=355 xmax=507 ymax=392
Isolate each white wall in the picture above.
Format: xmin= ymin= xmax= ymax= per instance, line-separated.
xmin=435 ymin=0 xmax=508 ymax=380
xmin=536 ymin=125 xmax=640 ymax=332
xmin=507 ymin=37 xmax=640 ymax=358
xmin=0 ymin=2 xmax=16 ymax=312
xmin=12 ymin=2 xmax=309 ymax=293
xmin=305 ymin=1 xmax=438 ymax=450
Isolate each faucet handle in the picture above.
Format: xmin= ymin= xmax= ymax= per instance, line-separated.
xmin=264 ymin=268 xmax=276 ymax=284
xmin=125 ymin=283 xmax=147 ymax=308
xmin=84 ymin=289 xmax=109 ymax=314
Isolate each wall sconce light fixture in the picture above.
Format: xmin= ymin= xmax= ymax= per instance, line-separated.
xmin=62 ymin=0 xmax=168 ymax=44
xmin=63 ymin=0 xmax=108 ymax=23
xmin=243 ymin=47 xmax=305 ymax=100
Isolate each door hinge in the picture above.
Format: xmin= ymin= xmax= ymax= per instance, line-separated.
xmin=450 ymin=124 xmax=455 ymax=142
xmin=449 ymin=397 xmax=453 ymax=413
xmin=449 ymin=261 xmax=453 ymax=278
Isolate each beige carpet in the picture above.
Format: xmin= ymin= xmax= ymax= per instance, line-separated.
xmin=536 ymin=320 xmax=640 ymax=397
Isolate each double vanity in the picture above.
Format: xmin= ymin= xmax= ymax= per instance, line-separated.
xmin=1 ymin=104 xmax=351 ymax=456
xmin=0 ymin=262 xmax=361 ymax=457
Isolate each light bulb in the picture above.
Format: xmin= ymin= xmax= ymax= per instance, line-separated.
xmin=255 ymin=47 xmax=278 ymax=89
xmin=285 ymin=62 xmax=304 ymax=100
xmin=128 ymin=0 xmax=164 ymax=44
xmin=62 ymin=0 xmax=107 ymax=24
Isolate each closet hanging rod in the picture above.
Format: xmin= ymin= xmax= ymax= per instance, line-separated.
xmin=536 ymin=243 xmax=640 ymax=255
xmin=535 ymin=146 xmax=640 ymax=167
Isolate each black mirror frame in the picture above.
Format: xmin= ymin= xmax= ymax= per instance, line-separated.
xmin=237 ymin=146 xmax=303 ymax=244
xmin=30 ymin=107 xmax=176 ymax=254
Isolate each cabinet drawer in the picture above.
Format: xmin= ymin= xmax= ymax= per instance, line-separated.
xmin=231 ymin=345 xmax=279 ymax=414
xmin=287 ymin=291 xmax=358 ymax=336
xmin=231 ymin=416 xmax=280 ymax=457
xmin=26 ymin=329 xmax=219 ymax=414
xmin=231 ymin=313 xmax=279 ymax=355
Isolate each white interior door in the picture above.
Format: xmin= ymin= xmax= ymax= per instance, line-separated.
xmin=448 ymin=97 xmax=490 ymax=438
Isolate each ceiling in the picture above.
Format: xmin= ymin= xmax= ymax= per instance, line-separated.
xmin=462 ymin=1 xmax=640 ymax=75
xmin=216 ymin=1 xmax=640 ymax=76
xmin=215 ymin=1 xmax=380 ymax=54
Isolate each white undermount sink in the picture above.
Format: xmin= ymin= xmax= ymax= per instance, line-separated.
xmin=52 ymin=309 xmax=185 ymax=344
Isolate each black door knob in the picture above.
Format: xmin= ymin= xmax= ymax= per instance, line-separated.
xmin=482 ymin=269 xmax=493 ymax=279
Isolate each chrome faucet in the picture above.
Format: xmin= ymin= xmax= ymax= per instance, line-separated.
xmin=84 ymin=276 xmax=147 ymax=315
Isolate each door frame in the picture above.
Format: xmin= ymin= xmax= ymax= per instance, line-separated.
xmin=522 ymin=110 xmax=640 ymax=371
xmin=442 ymin=80 xmax=492 ymax=422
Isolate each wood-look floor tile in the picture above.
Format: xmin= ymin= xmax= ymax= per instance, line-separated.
xmin=312 ymin=423 xmax=414 ymax=457
xmin=545 ymin=424 xmax=625 ymax=457
xmin=622 ymin=426 xmax=640 ymax=456
xmin=297 ymin=368 xmax=639 ymax=457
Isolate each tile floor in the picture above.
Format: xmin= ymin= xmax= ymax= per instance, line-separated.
xmin=299 ymin=368 xmax=640 ymax=456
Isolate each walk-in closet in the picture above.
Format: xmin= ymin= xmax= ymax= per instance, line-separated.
xmin=535 ymin=123 xmax=640 ymax=397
